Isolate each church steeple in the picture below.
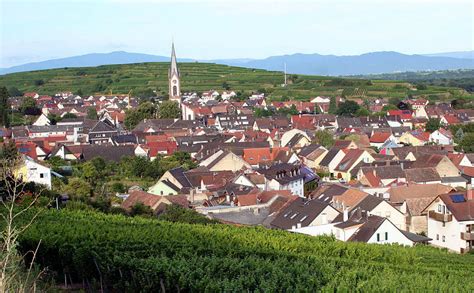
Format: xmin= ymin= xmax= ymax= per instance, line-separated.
xmin=168 ymin=42 xmax=181 ymax=103
xmin=169 ymin=42 xmax=179 ymax=79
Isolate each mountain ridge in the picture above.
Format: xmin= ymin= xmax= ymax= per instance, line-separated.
xmin=1 ymin=50 xmax=473 ymax=76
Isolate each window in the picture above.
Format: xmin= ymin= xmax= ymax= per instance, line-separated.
xmin=385 ymin=232 xmax=388 ymax=241
xmin=436 ymin=234 xmax=439 ymax=240
xmin=40 ymin=173 xmax=44 ymax=178
xmin=438 ymin=205 xmax=442 ymax=212
xmin=442 ymin=236 xmax=445 ymax=242
xmin=376 ymin=233 xmax=380 ymax=242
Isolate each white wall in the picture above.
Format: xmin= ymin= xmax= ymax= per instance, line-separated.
xmin=367 ymin=220 xmax=414 ymax=246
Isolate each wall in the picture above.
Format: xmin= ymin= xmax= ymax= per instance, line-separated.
xmin=367 ymin=220 xmax=413 ymax=246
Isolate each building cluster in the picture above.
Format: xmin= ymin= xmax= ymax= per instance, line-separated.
xmin=3 ymin=44 xmax=473 ymax=254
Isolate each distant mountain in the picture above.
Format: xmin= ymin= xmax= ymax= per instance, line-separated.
xmin=423 ymin=51 xmax=474 ymax=59
xmin=0 ymin=51 xmax=194 ymax=75
xmin=1 ymin=50 xmax=473 ymax=76
xmin=219 ymin=51 xmax=474 ymax=76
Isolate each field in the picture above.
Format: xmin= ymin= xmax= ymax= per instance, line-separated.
xmin=0 ymin=62 xmax=471 ymax=101
xmin=16 ymin=208 xmax=474 ymax=291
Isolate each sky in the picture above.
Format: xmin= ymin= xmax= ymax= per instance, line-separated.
xmin=0 ymin=0 xmax=473 ymax=68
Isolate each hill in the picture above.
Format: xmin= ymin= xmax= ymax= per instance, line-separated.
xmin=17 ymin=208 xmax=474 ymax=291
xmin=423 ymin=51 xmax=474 ymax=59
xmin=0 ymin=62 xmax=470 ymax=101
xmin=1 ymin=51 xmax=473 ymax=76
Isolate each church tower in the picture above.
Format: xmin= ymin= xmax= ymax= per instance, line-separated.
xmin=168 ymin=42 xmax=181 ymax=104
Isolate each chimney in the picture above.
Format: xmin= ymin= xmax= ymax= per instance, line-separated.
xmin=400 ymin=162 xmax=404 ymax=170
xmin=343 ymin=208 xmax=349 ymax=222
xmin=297 ymin=223 xmax=302 ymax=229
xmin=467 ymin=184 xmax=473 ymax=201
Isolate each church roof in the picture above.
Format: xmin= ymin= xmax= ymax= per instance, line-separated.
xmin=169 ymin=42 xmax=179 ymax=78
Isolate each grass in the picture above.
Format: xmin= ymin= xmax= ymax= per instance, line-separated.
xmin=0 ymin=62 xmax=470 ymax=101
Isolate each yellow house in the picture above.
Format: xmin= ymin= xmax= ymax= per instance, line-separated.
xmin=399 ymin=131 xmax=430 ymax=146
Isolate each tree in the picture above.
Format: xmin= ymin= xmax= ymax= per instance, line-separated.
xmin=158 ymin=100 xmax=181 ymax=119
xmin=425 ymin=118 xmax=441 ymax=133
xmin=47 ymin=113 xmax=62 ymax=125
xmin=0 ymin=141 xmax=18 ymax=162
xmin=336 ymin=101 xmax=360 ymax=116
xmin=62 ymin=113 xmax=77 ymax=119
xmin=314 ymin=104 xmax=321 ymax=114
xmin=0 ymin=87 xmax=10 ymax=127
xmin=222 ymin=82 xmax=231 ymax=90
xmin=7 ymin=87 xmax=22 ymax=97
xmin=34 ymin=79 xmax=45 ymax=86
xmin=157 ymin=205 xmax=218 ymax=224
xmin=87 ymin=107 xmax=97 ymax=120
xmin=314 ymin=130 xmax=335 ymax=149
xmin=458 ymin=133 xmax=474 ymax=152
xmin=277 ymin=105 xmax=298 ymax=117
xmin=62 ymin=177 xmax=92 ymax=199
xmin=124 ymin=102 xmax=158 ymax=130
xmin=328 ymin=96 xmax=337 ymax=114
xmin=455 ymin=128 xmax=464 ymax=142
xmin=130 ymin=202 xmax=153 ymax=217
xmin=19 ymin=97 xmax=37 ymax=114
xmin=254 ymin=108 xmax=274 ymax=117
xmin=76 ymin=89 xmax=84 ymax=96
xmin=0 ymin=157 xmax=44 ymax=291
xmin=355 ymin=107 xmax=370 ymax=117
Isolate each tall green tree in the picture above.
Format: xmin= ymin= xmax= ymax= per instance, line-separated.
xmin=336 ymin=101 xmax=360 ymax=116
xmin=87 ymin=107 xmax=98 ymax=120
xmin=328 ymin=96 xmax=337 ymax=114
xmin=425 ymin=118 xmax=441 ymax=133
xmin=314 ymin=130 xmax=335 ymax=149
xmin=0 ymin=87 xmax=10 ymax=127
xmin=158 ymin=101 xmax=181 ymax=119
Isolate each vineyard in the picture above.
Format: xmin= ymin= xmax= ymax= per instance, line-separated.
xmin=15 ymin=208 xmax=474 ymax=291
xmin=0 ymin=62 xmax=469 ymax=102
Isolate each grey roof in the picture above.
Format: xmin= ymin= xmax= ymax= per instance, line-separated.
xmin=111 ymin=134 xmax=137 ymax=144
xmin=319 ymin=148 xmax=340 ymax=167
xmin=81 ymin=145 xmax=135 ymax=162
xmin=400 ymin=230 xmax=432 ymax=243
xmin=347 ymin=215 xmax=386 ymax=242
xmin=441 ymin=176 xmax=468 ymax=183
xmin=359 ymin=165 xmax=406 ymax=180
xmin=169 ymin=42 xmax=179 ymax=78
xmin=270 ymin=198 xmax=336 ymax=230
xmin=298 ymin=144 xmax=321 ymax=157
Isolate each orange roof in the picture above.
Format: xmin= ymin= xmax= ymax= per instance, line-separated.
xmin=333 ymin=189 xmax=369 ymax=210
xmin=447 ymin=153 xmax=465 ymax=167
xmin=370 ymin=132 xmax=391 ymax=143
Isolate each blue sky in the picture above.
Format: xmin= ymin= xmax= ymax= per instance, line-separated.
xmin=0 ymin=0 xmax=472 ymax=67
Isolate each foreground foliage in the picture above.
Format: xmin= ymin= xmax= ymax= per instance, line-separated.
xmin=14 ymin=208 xmax=474 ymax=291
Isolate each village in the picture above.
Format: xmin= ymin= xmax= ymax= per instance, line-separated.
xmin=2 ymin=44 xmax=474 ymax=255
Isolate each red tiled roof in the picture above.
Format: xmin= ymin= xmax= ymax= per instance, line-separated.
xmin=370 ymin=132 xmax=391 ymax=143
xmin=388 ymin=110 xmax=412 ymax=120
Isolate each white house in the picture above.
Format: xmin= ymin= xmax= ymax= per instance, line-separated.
xmin=33 ymin=113 xmax=51 ymax=126
xmin=424 ymin=189 xmax=474 ymax=253
xmin=20 ymin=157 xmax=52 ymax=189
xmin=429 ymin=129 xmax=453 ymax=145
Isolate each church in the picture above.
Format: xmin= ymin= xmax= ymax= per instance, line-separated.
xmin=168 ymin=42 xmax=181 ymax=105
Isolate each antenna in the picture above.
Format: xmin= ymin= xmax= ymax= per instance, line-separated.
xmin=284 ymin=62 xmax=287 ymax=87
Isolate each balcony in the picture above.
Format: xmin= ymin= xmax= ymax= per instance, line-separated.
xmin=428 ymin=210 xmax=452 ymax=222
xmin=461 ymin=232 xmax=474 ymax=241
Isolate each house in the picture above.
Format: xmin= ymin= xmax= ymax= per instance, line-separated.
xmin=440 ymin=114 xmax=461 ymax=126
xmin=33 ymin=113 xmax=51 ymax=126
xmin=357 ymin=165 xmax=406 ymax=187
xmin=242 ymin=147 xmax=297 ymax=167
xmin=423 ymin=189 xmax=474 ymax=253
xmin=16 ymin=156 xmax=52 ymax=189
xmin=447 ymin=153 xmax=472 ymax=168
xmin=214 ymin=114 xmax=254 ymax=130
xmin=121 ymin=190 xmax=189 ymax=213
xmin=257 ymin=163 xmax=309 ymax=197
xmin=280 ymin=129 xmax=311 ymax=149
xmin=388 ymin=183 xmax=454 ymax=233
xmin=199 ymin=150 xmax=251 ymax=172
xmin=270 ymin=197 xmax=340 ymax=230
xmin=410 ymin=153 xmax=460 ymax=178
xmin=88 ymin=120 xmax=119 ymax=144
xmin=369 ymin=132 xmax=395 ymax=148
xmin=429 ymin=128 xmax=453 ymax=145
xmin=405 ymin=167 xmax=441 ymax=184
xmin=148 ymin=179 xmax=181 ymax=196
xmin=333 ymin=149 xmax=374 ymax=182
xmin=399 ymin=130 xmax=430 ymax=146
xmin=298 ymin=144 xmax=328 ymax=169
xmin=80 ymin=145 xmax=135 ymax=162
xmin=293 ymin=211 xmax=430 ymax=246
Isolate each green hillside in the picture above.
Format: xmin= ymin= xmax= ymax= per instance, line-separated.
xmin=16 ymin=208 xmax=474 ymax=291
xmin=0 ymin=62 xmax=470 ymax=101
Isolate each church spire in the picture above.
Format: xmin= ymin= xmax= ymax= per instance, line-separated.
xmin=168 ymin=41 xmax=181 ymax=102
xmin=169 ymin=42 xmax=179 ymax=78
